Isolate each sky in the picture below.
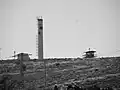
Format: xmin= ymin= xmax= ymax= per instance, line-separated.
xmin=0 ymin=0 xmax=120 ymax=59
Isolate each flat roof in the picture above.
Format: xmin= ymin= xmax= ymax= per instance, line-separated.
xmin=85 ymin=50 xmax=96 ymax=53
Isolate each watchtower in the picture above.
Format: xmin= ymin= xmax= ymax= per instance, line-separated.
xmin=83 ymin=48 xmax=96 ymax=58
xmin=37 ymin=17 xmax=43 ymax=60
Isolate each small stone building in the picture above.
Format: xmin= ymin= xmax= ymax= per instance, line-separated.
xmin=17 ymin=53 xmax=30 ymax=61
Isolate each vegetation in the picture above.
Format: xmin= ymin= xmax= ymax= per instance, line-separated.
xmin=0 ymin=57 xmax=120 ymax=89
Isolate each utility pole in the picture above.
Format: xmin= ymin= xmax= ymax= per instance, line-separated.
xmin=44 ymin=59 xmax=47 ymax=89
xmin=19 ymin=53 xmax=24 ymax=76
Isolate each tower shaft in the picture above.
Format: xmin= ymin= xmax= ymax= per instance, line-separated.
xmin=37 ymin=18 xmax=43 ymax=60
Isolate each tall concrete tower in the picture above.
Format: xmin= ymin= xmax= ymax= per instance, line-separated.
xmin=37 ymin=17 xmax=43 ymax=60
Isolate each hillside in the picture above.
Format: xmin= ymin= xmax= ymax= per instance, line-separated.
xmin=0 ymin=57 xmax=120 ymax=89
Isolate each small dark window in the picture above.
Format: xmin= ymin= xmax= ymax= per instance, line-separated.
xmin=39 ymin=26 xmax=43 ymax=29
xmin=38 ymin=32 xmax=40 ymax=34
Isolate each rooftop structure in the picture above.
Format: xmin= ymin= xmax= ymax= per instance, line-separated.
xmin=83 ymin=48 xmax=96 ymax=58
xmin=17 ymin=53 xmax=30 ymax=61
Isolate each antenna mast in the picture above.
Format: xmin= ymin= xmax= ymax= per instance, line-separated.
xmin=0 ymin=48 xmax=1 ymax=60
xmin=14 ymin=51 xmax=16 ymax=60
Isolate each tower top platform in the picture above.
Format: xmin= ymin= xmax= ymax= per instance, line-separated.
xmin=37 ymin=16 xmax=43 ymax=21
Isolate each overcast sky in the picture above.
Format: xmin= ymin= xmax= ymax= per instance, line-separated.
xmin=0 ymin=0 xmax=120 ymax=59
